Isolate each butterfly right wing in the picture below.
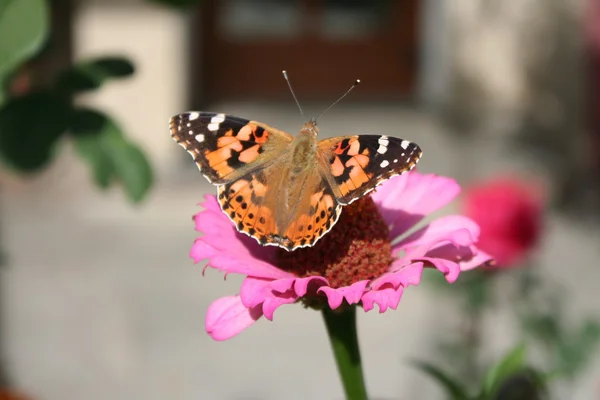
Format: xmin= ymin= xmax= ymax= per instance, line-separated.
xmin=169 ymin=112 xmax=293 ymax=184
xmin=317 ymin=134 xmax=422 ymax=205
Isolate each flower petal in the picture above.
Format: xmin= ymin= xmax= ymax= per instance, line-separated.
xmin=372 ymin=173 xmax=461 ymax=238
xmin=459 ymin=248 xmax=494 ymax=271
xmin=205 ymin=296 xmax=262 ymax=341
xmin=361 ymin=285 xmax=404 ymax=313
xmin=373 ymin=262 xmax=425 ymax=289
xmin=318 ymin=280 xmax=370 ymax=309
xmin=239 ymin=277 xmax=273 ymax=309
xmin=425 ymin=242 xmax=494 ymax=272
xmin=293 ymin=276 xmax=329 ymax=297
xmin=395 ymin=215 xmax=480 ymax=251
xmin=262 ymin=295 xmax=297 ymax=321
xmin=191 ymin=197 xmax=293 ymax=280
xmin=417 ymin=257 xmax=461 ymax=283
xmin=191 ymin=239 xmax=291 ymax=279
xmin=462 ymin=176 xmax=544 ymax=268
xmin=239 ymin=276 xmax=329 ymax=321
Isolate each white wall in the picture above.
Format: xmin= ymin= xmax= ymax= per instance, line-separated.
xmin=74 ymin=0 xmax=192 ymax=178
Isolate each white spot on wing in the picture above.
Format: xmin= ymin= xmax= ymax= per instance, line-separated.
xmin=393 ymin=159 xmax=398 ymax=163
xmin=401 ymin=140 xmax=410 ymax=149
xmin=211 ymin=113 xmax=225 ymax=123
xmin=188 ymin=130 xmax=193 ymax=135
xmin=188 ymin=112 xmax=199 ymax=120
xmin=380 ymin=160 xmax=389 ymax=168
xmin=377 ymin=136 xmax=389 ymax=154
xmin=208 ymin=123 xmax=220 ymax=131
xmin=195 ymin=134 xmax=204 ymax=142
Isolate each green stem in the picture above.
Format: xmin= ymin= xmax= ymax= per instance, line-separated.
xmin=322 ymin=306 xmax=368 ymax=400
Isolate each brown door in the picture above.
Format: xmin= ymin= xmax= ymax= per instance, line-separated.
xmin=196 ymin=0 xmax=420 ymax=103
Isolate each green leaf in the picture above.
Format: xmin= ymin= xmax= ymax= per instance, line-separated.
xmin=75 ymin=131 xmax=113 ymax=188
xmin=56 ymin=56 xmax=135 ymax=94
xmin=554 ymin=319 xmax=600 ymax=379
xmin=90 ymin=57 xmax=135 ymax=77
xmin=522 ymin=314 xmax=562 ymax=345
xmin=72 ymin=109 xmax=153 ymax=202
xmin=0 ymin=0 xmax=49 ymax=83
xmin=482 ymin=345 xmax=527 ymax=397
xmin=0 ymin=91 xmax=70 ymax=171
xmin=110 ymin=138 xmax=153 ymax=202
xmin=412 ymin=361 xmax=470 ymax=400
xmin=69 ymin=107 xmax=108 ymax=136
xmin=489 ymin=368 xmax=547 ymax=400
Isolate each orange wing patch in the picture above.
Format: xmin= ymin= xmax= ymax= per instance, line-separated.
xmin=204 ymin=124 xmax=269 ymax=179
xmin=281 ymin=187 xmax=342 ymax=250
xmin=319 ymin=134 xmax=423 ymax=205
xmin=217 ymin=173 xmax=279 ymax=245
xmin=329 ymin=137 xmax=373 ymax=198
xmin=170 ymin=112 xmax=291 ymax=184
xmin=218 ymin=175 xmax=343 ymax=251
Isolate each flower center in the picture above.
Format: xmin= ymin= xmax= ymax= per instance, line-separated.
xmin=275 ymin=196 xmax=393 ymax=288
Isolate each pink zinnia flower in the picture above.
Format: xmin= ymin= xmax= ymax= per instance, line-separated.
xmin=191 ymin=171 xmax=493 ymax=340
xmin=462 ymin=176 xmax=544 ymax=267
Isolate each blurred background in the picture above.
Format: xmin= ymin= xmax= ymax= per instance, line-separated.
xmin=0 ymin=0 xmax=599 ymax=399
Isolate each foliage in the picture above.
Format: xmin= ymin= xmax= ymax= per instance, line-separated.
xmin=415 ymin=345 xmax=548 ymax=400
xmin=0 ymin=0 xmax=48 ymax=101
xmin=0 ymin=0 xmax=153 ymax=203
xmin=421 ymin=264 xmax=600 ymax=398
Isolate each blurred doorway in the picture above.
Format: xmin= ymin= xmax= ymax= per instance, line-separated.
xmin=195 ymin=0 xmax=420 ymax=104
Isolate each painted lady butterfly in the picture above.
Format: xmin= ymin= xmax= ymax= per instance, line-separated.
xmin=170 ymin=77 xmax=422 ymax=251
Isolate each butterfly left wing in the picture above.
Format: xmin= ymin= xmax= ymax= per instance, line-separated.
xmin=317 ymin=135 xmax=422 ymax=205
xmin=169 ymin=111 xmax=293 ymax=184
xmin=217 ymin=165 xmax=343 ymax=251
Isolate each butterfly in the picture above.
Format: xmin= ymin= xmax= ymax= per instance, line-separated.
xmin=170 ymin=111 xmax=422 ymax=251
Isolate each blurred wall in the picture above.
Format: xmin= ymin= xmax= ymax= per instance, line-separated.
xmin=419 ymin=0 xmax=451 ymax=109
xmin=444 ymin=0 xmax=585 ymax=138
xmin=74 ymin=0 xmax=191 ymax=179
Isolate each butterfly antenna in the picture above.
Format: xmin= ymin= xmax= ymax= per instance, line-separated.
xmin=315 ymin=79 xmax=360 ymax=122
xmin=282 ymin=70 xmax=305 ymax=118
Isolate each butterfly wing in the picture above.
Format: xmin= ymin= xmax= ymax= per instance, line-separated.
xmin=216 ymin=161 xmax=343 ymax=251
xmin=169 ymin=112 xmax=293 ymax=184
xmin=278 ymin=179 xmax=343 ymax=250
xmin=317 ymin=135 xmax=422 ymax=205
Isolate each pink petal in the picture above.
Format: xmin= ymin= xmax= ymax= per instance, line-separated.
xmin=191 ymin=197 xmax=292 ymax=280
xmin=372 ymin=262 xmax=425 ymax=289
xmin=269 ymin=278 xmax=298 ymax=294
xmin=205 ymin=296 xmax=262 ymax=341
xmin=293 ymin=276 xmax=329 ymax=297
xmin=396 ymin=215 xmax=479 ymax=250
xmin=262 ymin=294 xmax=297 ymax=321
xmin=199 ymin=193 xmax=222 ymax=213
xmin=240 ymin=277 xmax=328 ymax=321
xmin=462 ymin=176 xmax=544 ymax=268
xmin=318 ymin=280 xmax=370 ymax=309
xmin=361 ymin=285 xmax=404 ymax=313
xmin=191 ymin=239 xmax=292 ymax=279
xmin=417 ymin=257 xmax=461 ymax=283
xmin=426 ymin=242 xmax=494 ymax=272
xmin=459 ymin=248 xmax=494 ymax=271
xmin=372 ymin=173 xmax=461 ymax=238
xmin=473 ymin=238 xmax=523 ymax=267
xmin=239 ymin=277 xmax=273 ymax=309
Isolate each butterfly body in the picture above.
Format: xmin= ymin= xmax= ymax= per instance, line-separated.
xmin=170 ymin=112 xmax=422 ymax=251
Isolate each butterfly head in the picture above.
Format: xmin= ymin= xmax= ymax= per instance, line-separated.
xmin=300 ymin=119 xmax=319 ymax=137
